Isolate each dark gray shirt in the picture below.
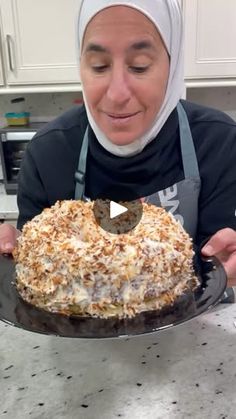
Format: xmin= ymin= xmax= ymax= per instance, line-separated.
xmin=17 ymin=100 xmax=236 ymax=246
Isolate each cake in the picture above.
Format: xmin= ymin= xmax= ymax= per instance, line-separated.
xmin=13 ymin=200 xmax=198 ymax=318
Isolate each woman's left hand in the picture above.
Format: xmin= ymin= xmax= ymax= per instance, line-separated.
xmin=201 ymin=228 xmax=236 ymax=287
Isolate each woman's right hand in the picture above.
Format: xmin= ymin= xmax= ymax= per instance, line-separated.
xmin=0 ymin=223 xmax=21 ymax=254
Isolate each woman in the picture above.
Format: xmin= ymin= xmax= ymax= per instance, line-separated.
xmin=1 ymin=0 xmax=236 ymax=285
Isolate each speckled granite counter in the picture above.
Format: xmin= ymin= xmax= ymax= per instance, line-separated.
xmin=0 ymin=304 xmax=236 ymax=419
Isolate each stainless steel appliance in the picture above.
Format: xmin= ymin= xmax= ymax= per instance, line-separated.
xmin=0 ymin=123 xmax=45 ymax=194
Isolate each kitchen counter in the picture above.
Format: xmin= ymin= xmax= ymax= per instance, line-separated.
xmin=0 ymin=304 xmax=236 ymax=419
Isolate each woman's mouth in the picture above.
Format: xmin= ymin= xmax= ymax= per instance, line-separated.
xmin=104 ymin=111 xmax=140 ymax=125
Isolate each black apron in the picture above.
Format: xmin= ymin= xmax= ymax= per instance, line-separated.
xmin=74 ymin=102 xmax=201 ymax=240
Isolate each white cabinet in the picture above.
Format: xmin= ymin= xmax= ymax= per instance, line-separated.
xmin=0 ymin=0 xmax=235 ymax=91
xmin=0 ymin=0 xmax=81 ymax=86
xmin=184 ymin=0 xmax=236 ymax=81
xmin=0 ymin=54 xmax=4 ymax=85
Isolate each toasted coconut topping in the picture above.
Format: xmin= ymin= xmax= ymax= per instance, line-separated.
xmin=13 ymin=200 xmax=199 ymax=318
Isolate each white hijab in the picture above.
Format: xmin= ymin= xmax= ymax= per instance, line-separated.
xmin=78 ymin=0 xmax=184 ymax=157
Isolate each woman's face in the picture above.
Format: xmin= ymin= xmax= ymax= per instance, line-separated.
xmin=80 ymin=6 xmax=170 ymax=146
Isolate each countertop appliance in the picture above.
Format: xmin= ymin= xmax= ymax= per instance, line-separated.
xmin=0 ymin=123 xmax=45 ymax=194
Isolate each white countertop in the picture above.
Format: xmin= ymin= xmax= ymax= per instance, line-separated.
xmin=0 ymin=304 xmax=236 ymax=419
xmin=0 ymin=183 xmax=18 ymax=220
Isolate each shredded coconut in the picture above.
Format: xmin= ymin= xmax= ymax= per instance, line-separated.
xmin=13 ymin=200 xmax=199 ymax=318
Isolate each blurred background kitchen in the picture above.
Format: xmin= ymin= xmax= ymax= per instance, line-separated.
xmin=1 ymin=2 xmax=236 ymax=419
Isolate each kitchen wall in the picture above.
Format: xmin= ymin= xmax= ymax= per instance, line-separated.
xmin=0 ymin=86 xmax=235 ymax=184
xmin=0 ymin=92 xmax=83 ymax=127
xmin=0 ymin=87 xmax=236 ymax=128
xmin=187 ymin=87 xmax=236 ymax=121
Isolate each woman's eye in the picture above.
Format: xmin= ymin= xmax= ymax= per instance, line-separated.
xmin=130 ymin=66 xmax=149 ymax=74
xmin=91 ymin=65 xmax=109 ymax=73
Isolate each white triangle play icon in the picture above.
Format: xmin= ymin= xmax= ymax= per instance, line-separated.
xmin=110 ymin=201 xmax=128 ymax=219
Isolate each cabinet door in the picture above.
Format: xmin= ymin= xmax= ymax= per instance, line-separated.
xmin=0 ymin=54 xmax=4 ymax=85
xmin=0 ymin=0 xmax=81 ymax=85
xmin=184 ymin=0 xmax=236 ymax=79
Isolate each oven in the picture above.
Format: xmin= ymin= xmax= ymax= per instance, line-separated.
xmin=0 ymin=123 xmax=45 ymax=194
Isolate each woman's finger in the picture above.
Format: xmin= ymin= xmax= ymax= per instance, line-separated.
xmin=0 ymin=224 xmax=20 ymax=253
xmin=201 ymin=228 xmax=236 ymax=256
xmin=220 ymin=251 xmax=236 ymax=279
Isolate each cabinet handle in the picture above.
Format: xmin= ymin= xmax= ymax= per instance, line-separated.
xmin=6 ymin=35 xmax=14 ymax=72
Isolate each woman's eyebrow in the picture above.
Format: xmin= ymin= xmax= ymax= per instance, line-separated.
xmin=84 ymin=43 xmax=108 ymax=54
xmin=128 ymin=40 xmax=155 ymax=51
xmin=84 ymin=40 xmax=155 ymax=54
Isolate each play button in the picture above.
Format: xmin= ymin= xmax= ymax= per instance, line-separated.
xmin=110 ymin=201 xmax=128 ymax=219
xmin=93 ymin=198 xmax=143 ymax=234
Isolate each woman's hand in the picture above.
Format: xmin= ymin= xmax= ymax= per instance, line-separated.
xmin=0 ymin=223 xmax=21 ymax=254
xmin=201 ymin=228 xmax=236 ymax=287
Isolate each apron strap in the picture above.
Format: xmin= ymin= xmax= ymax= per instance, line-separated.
xmin=177 ymin=102 xmax=200 ymax=179
xmin=74 ymin=126 xmax=89 ymax=200
xmin=74 ymin=103 xmax=200 ymax=200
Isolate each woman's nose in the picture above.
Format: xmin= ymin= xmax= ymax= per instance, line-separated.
xmin=106 ymin=67 xmax=131 ymax=105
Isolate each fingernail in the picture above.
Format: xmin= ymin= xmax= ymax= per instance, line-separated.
xmin=202 ymin=244 xmax=213 ymax=255
xmin=2 ymin=243 xmax=13 ymax=252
